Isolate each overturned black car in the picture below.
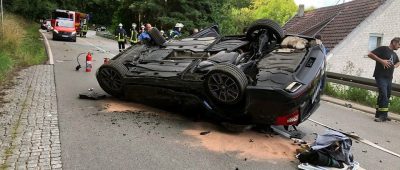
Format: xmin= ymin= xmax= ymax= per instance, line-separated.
xmin=96 ymin=19 xmax=326 ymax=126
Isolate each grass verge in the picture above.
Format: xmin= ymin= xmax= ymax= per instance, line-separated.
xmin=324 ymin=82 xmax=400 ymax=114
xmin=0 ymin=13 xmax=47 ymax=86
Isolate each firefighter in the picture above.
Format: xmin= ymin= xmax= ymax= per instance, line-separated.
xmin=81 ymin=22 xmax=88 ymax=38
xmin=160 ymin=30 xmax=168 ymax=39
xmin=115 ymin=23 xmax=127 ymax=52
xmin=169 ymin=23 xmax=184 ymax=39
xmin=139 ymin=25 xmax=145 ymax=34
xmin=129 ymin=23 xmax=138 ymax=45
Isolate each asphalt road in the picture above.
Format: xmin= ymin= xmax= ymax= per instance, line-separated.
xmin=45 ymin=31 xmax=400 ymax=170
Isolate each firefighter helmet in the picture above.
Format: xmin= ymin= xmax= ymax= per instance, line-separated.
xmin=175 ymin=23 xmax=184 ymax=28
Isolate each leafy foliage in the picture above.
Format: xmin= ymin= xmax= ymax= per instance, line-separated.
xmin=4 ymin=0 xmax=297 ymax=35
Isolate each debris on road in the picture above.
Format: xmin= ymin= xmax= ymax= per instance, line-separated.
xmin=200 ymin=131 xmax=210 ymax=135
xmin=295 ymin=145 xmax=310 ymax=155
xmin=297 ymin=130 xmax=363 ymax=170
xmin=309 ymin=118 xmax=400 ymax=158
xmin=270 ymin=125 xmax=305 ymax=139
xmin=79 ymin=88 xmax=106 ymax=100
xmin=293 ymin=138 xmax=307 ymax=145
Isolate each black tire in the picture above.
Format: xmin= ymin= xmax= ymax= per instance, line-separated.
xmin=246 ymin=19 xmax=284 ymax=43
xmin=148 ymin=27 xmax=166 ymax=45
xmin=204 ymin=64 xmax=248 ymax=105
xmin=96 ymin=61 xmax=128 ymax=98
xmin=52 ymin=33 xmax=57 ymax=41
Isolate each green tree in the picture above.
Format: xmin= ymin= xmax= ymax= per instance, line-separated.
xmin=7 ymin=0 xmax=57 ymax=20
xmin=122 ymin=0 xmax=223 ymax=34
xmin=4 ymin=0 xmax=297 ymax=37
xmin=251 ymin=0 xmax=297 ymax=25
xmin=217 ymin=0 xmax=297 ymax=35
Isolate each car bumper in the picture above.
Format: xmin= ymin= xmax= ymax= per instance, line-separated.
xmin=245 ymin=84 xmax=320 ymax=125
xmin=53 ymin=32 xmax=76 ymax=40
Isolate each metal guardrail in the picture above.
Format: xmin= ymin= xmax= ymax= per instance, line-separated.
xmin=326 ymin=71 xmax=400 ymax=96
xmin=96 ymin=31 xmax=132 ymax=42
xmin=95 ymin=31 xmax=115 ymax=39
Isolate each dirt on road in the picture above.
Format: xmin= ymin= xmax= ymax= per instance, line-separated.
xmin=102 ymin=98 xmax=300 ymax=162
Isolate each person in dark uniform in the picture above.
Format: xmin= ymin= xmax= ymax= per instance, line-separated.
xmin=168 ymin=23 xmax=184 ymax=39
xmin=368 ymin=37 xmax=400 ymax=122
xmin=115 ymin=23 xmax=127 ymax=52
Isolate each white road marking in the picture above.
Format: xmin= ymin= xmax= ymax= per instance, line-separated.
xmin=39 ymin=30 xmax=54 ymax=65
xmin=309 ymin=118 xmax=400 ymax=158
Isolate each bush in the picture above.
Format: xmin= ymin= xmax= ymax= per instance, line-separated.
xmin=346 ymin=87 xmax=372 ymax=104
xmin=389 ymin=96 xmax=400 ymax=113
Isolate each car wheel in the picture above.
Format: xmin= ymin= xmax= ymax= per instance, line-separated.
xmin=204 ymin=64 xmax=248 ymax=105
xmin=148 ymin=27 xmax=166 ymax=45
xmin=246 ymin=19 xmax=284 ymax=43
xmin=96 ymin=61 xmax=128 ymax=98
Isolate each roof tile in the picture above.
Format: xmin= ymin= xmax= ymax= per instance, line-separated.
xmin=283 ymin=0 xmax=385 ymax=50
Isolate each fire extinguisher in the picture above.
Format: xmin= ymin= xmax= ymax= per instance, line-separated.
xmin=86 ymin=52 xmax=92 ymax=72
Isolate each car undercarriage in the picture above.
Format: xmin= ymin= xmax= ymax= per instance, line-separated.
xmin=96 ymin=19 xmax=326 ymax=126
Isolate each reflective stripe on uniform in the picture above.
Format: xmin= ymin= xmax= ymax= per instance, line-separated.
xmin=83 ymin=25 xmax=88 ymax=32
xmin=118 ymin=33 xmax=124 ymax=42
xmin=130 ymin=30 xmax=137 ymax=43
xmin=378 ymin=107 xmax=389 ymax=112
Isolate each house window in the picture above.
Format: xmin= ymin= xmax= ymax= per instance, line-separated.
xmin=368 ymin=33 xmax=383 ymax=51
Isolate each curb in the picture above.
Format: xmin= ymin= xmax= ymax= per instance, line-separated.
xmin=39 ymin=30 xmax=54 ymax=65
xmin=321 ymin=95 xmax=400 ymax=122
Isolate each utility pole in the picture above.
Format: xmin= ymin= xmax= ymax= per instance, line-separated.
xmin=1 ymin=0 xmax=3 ymax=37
